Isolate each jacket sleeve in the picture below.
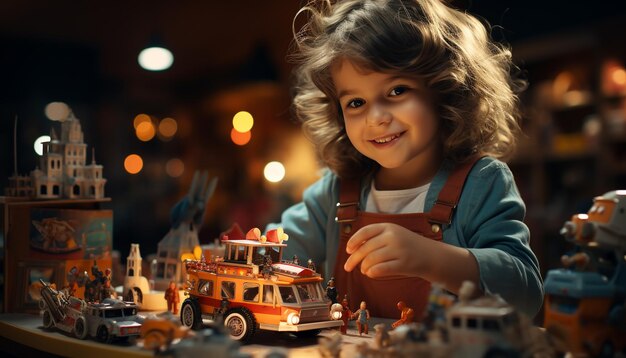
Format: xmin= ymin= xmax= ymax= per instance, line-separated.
xmin=462 ymin=160 xmax=544 ymax=318
xmin=266 ymin=170 xmax=338 ymax=265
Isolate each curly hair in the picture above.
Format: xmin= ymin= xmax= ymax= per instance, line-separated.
xmin=290 ymin=0 xmax=525 ymax=179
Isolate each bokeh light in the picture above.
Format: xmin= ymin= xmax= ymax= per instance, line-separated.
xmin=34 ymin=135 xmax=51 ymax=156
xmin=136 ymin=121 xmax=156 ymax=141
xmin=231 ymin=128 xmax=252 ymax=146
xmin=133 ymin=113 xmax=151 ymax=129
xmin=45 ymin=102 xmax=70 ymax=121
xmin=612 ymin=68 xmax=626 ymax=86
xmin=165 ymin=158 xmax=185 ymax=178
xmin=137 ymin=47 xmax=174 ymax=71
xmin=124 ymin=154 xmax=143 ymax=174
xmin=159 ymin=117 xmax=178 ymax=139
xmin=232 ymin=111 xmax=254 ymax=133
xmin=263 ymin=161 xmax=286 ymax=183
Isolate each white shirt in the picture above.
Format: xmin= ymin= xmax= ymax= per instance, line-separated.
xmin=365 ymin=180 xmax=431 ymax=214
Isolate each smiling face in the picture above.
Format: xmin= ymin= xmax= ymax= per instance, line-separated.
xmin=331 ymin=58 xmax=441 ymax=189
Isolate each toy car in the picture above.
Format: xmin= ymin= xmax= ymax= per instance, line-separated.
xmin=74 ymin=298 xmax=143 ymax=343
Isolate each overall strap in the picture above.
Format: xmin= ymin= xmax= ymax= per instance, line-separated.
xmin=335 ymin=177 xmax=360 ymax=223
xmin=428 ymin=156 xmax=483 ymax=225
xmin=335 ymin=156 xmax=483 ymax=225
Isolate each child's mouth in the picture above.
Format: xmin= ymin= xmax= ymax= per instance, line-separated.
xmin=370 ymin=132 xmax=404 ymax=145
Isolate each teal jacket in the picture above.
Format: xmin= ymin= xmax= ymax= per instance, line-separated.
xmin=269 ymin=157 xmax=544 ymax=318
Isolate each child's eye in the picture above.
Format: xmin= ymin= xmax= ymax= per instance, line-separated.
xmin=346 ymin=99 xmax=365 ymax=108
xmin=389 ymin=86 xmax=407 ymax=96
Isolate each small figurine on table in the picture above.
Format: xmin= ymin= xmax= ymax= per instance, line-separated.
xmin=340 ymin=296 xmax=352 ymax=335
xmin=391 ymin=301 xmax=414 ymax=329
xmin=292 ymin=254 xmax=300 ymax=266
xmin=307 ymin=258 xmax=316 ymax=272
xmin=326 ymin=277 xmax=338 ymax=304
xmin=164 ymin=281 xmax=180 ymax=314
xmin=352 ymin=301 xmax=370 ymax=335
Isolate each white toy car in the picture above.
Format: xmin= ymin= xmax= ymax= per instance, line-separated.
xmin=74 ymin=298 xmax=143 ymax=343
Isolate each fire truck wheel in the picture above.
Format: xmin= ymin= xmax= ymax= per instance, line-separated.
xmin=97 ymin=325 xmax=112 ymax=344
xmin=38 ymin=299 xmax=46 ymax=310
xmin=74 ymin=316 xmax=88 ymax=339
xmin=224 ymin=308 xmax=256 ymax=342
xmin=180 ymin=299 xmax=203 ymax=330
xmin=293 ymin=329 xmax=321 ymax=338
xmin=42 ymin=310 xmax=54 ymax=329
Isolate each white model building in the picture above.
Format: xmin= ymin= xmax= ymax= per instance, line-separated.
xmin=5 ymin=111 xmax=106 ymax=200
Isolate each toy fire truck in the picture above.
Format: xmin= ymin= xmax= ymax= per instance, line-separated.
xmin=179 ymin=227 xmax=342 ymax=342
xmin=544 ymin=190 xmax=626 ymax=357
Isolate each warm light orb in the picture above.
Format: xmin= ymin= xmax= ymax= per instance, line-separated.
xmin=231 ymin=128 xmax=252 ymax=146
xmin=264 ymin=161 xmax=286 ymax=183
xmin=232 ymin=111 xmax=254 ymax=133
xmin=136 ymin=121 xmax=156 ymax=141
xmin=133 ymin=114 xmax=151 ymax=129
xmin=165 ymin=158 xmax=185 ymax=178
xmin=612 ymin=68 xmax=626 ymax=86
xmin=124 ymin=154 xmax=144 ymax=174
xmin=45 ymin=102 xmax=70 ymax=121
xmin=159 ymin=117 xmax=178 ymax=138
xmin=138 ymin=46 xmax=174 ymax=71
xmin=34 ymin=135 xmax=51 ymax=156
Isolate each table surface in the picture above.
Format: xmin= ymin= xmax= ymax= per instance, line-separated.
xmin=0 ymin=313 xmax=391 ymax=358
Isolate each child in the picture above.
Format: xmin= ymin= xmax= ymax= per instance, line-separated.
xmin=270 ymin=0 xmax=543 ymax=319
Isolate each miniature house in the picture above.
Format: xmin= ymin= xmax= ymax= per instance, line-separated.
xmin=152 ymin=223 xmax=199 ymax=291
xmin=5 ymin=112 xmax=106 ymax=200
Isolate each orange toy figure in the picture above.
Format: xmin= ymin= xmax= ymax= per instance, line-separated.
xmin=164 ymin=281 xmax=180 ymax=314
xmin=340 ymin=296 xmax=352 ymax=335
xmin=352 ymin=301 xmax=370 ymax=335
xmin=391 ymin=301 xmax=415 ymax=329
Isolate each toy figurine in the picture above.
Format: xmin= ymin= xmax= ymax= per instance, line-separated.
xmin=391 ymin=301 xmax=415 ymax=329
xmin=307 ymin=258 xmax=316 ymax=272
xmin=164 ymin=281 xmax=180 ymax=314
xmin=352 ymin=301 xmax=370 ymax=335
xmin=326 ymin=277 xmax=338 ymax=304
xmin=262 ymin=254 xmax=274 ymax=279
xmin=339 ymin=296 xmax=352 ymax=335
xmin=374 ymin=324 xmax=391 ymax=348
xmin=292 ymin=254 xmax=300 ymax=266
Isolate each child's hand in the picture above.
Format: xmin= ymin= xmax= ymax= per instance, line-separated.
xmin=343 ymin=223 xmax=430 ymax=278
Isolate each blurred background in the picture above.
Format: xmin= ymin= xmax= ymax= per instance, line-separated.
xmin=1 ymin=0 xmax=626 ymax=279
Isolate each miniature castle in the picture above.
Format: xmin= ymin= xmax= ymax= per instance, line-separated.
xmin=5 ymin=112 xmax=106 ymax=200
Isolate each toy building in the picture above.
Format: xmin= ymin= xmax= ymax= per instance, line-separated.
xmin=151 ymin=171 xmax=216 ymax=291
xmin=5 ymin=113 xmax=106 ymax=200
xmin=1 ymin=110 xmax=111 ymax=314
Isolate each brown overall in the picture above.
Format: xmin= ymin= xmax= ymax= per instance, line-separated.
xmin=333 ymin=157 xmax=479 ymax=319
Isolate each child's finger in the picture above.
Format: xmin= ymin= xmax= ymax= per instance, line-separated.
xmin=344 ymin=235 xmax=386 ymax=272
xmin=346 ymin=223 xmax=386 ymax=254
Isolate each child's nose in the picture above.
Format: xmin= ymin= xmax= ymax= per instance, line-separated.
xmin=366 ymin=105 xmax=392 ymax=126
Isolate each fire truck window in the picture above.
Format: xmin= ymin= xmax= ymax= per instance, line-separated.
xmin=467 ymin=318 xmax=478 ymax=329
xmin=199 ymin=280 xmax=214 ymax=296
xmin=263 ymin=285 xmax=274 ymax=304
xmin=235 ymin=245 xmax=247 ymax=261
xmin=279 ymin=286 xmax=297 ymax=303
xmin=221 ymin=281 xmax=236 ymax=299
xmin=268 ymin=247 xmax=280 ymax=262
xmin=451 ymin=317 xmax=461 ymax=328
xmin=243 ymin=283 xmax=259 ymax=302
xmin=295 ymin=283 xmax=323 ymax=302
xmin=252 ymin=247 xmax=266 ymax=265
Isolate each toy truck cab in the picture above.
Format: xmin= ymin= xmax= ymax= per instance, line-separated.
xmin=446 ymin=297 xmax=529 ymax=357
xmin=76 ymin=299 xmax=143 ymax=343
xmin=180 ymin=234 xmax=342 ymax=341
